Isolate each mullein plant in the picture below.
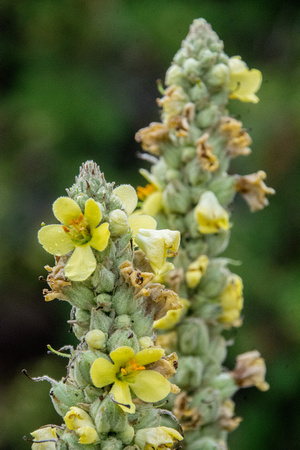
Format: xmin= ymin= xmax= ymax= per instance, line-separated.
xmin=27 ymin=161 xmax=185 ymax=449
xmin=135 ymin=19 xmax=274 ymax=449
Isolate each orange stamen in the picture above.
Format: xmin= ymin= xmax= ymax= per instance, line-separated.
xmin=62 ymin=225 xmax=70 ymax=233
xmin=137 ymin=184 xmax=156 ymax=201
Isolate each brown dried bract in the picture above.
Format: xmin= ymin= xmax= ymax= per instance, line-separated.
xmin=236 ymin=171 xmax=275 ymax=212
xmin=147 ymin=352 xmax=178 ymax=379
xmin=219 ymin=399 xmax=242 ymax=432
xmin=196 ymin=133 xmax=219 ymax=172
xmin=231 ymin=350 xmax=270 ymax=392
xmin=137 ymin=283 xmax=182 ymax=320
xmin=173 ymin=391 xmax=202 ymax=431
xmin=220 ymin=117 xmax=252 ymax=157
xmin=135 ymin=122 xmax=170 ymax=156
xmin=119 ymin=260 xmax=154 ymax=293
xmin=43 ymin=256 xmax=71 ymax=302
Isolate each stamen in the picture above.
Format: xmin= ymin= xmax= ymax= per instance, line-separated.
xmin=62 ymin=225 xmax=70 ymax=233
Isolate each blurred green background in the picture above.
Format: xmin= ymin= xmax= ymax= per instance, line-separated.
xmin=0 ymin=0 xmax=299 ymax=448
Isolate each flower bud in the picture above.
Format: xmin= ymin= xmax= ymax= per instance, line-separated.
xmin=218 ymin=274 xmax=243 ymax=327
xmin=101 ymin=437 xmax=123 ymax=450
xmin=135 ymin=426 xmax=183 ymax=449
xmin=177 ymin=319 xmax=209 ymax=356
xmin=196 ymin=104 xmax=220 ymax=128
xmin=191 ymin=387 xmax=221 ymax=425
xmin=194 ymin=191 xmax=230 ymax=234
xmin=107 ymin=328 xmax=139 ymax=353
xmin=174 ymin=356 xmax=203 ymax=389
xmin=93 ymin=265 xmax=116 ymax=294
xmin=198 ymin=48 xmax=218 ymax=68
xmin=162 ymin=181 xmax=191 ymax=214
xmin=90 ymin=308 xmax=113 ymax=333
xmin=90 ymin=397 xmax=128 ymax=434
xmin=206 ymin=63 xmax=230 ymax=88
xmin=73 ymin=308 xmax=91 ymax=339
xmin=31 ymin=427 xmax=58 ymax=450
xmin=139 ymin=336 xmax=154 ymax=349
xmin=114 ymin=314 xmax=131 ymax=329
xmin=85 ymin=329 xmax=107 ymax=350
xmin=50 ymin=379 xmax=86 ymax=416
xmin=109 ymin=209 xmax=129 ymax=236
xmin=64 ymin=407 xmax=99 ymax=444
xmin=210 ymin=373 xmax=238 ymax=399
xmin=116 ymin=425 xmax=135 ymax=444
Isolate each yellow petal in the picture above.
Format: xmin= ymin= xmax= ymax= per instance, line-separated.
xmin=90 ymin=357 xmax=117 ymax=388
xmin=110 ymin=380 xmax=135 ymax=413
xmin=53 ymin=197 xmax=82 ymax=225
xmin=89 ymin=222 xmax=110 ymax=251
xmin=110 ymin=346 xmax=135 ymax=369
xmin=134 ymin=347 xmax=165 ymax=366
xmin=78 ymin=426 xmax=99 ymax=444
xmin=129 ymin=370 xmax=170 ymax=403
xmin=229 ymin=56 xmax=262 ymax=103
xmin=38 ymin=224 xmax=75 ymax=256
xmin=128 ymin=214 xmax=157 ymax=237
xmin=64 ymin=245 xmax=96 ymax=281
xmin=114 ymin=184 xmax=138 ymax=215
xmin=142 ymin=191 xmax=163 ymax=217
xmin=84 ymin=198 xmax=102 ymax=231
xmin=139 ymin=168 xmax=161 ymax=190
xmin=64 ymin=406 xmax=93 ymax=430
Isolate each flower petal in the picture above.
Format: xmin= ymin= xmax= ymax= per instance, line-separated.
xmin=53 ymin=197 xmax=82 ymax=225
xmin=129 ymin=370 xmax=170 ymax=403
xmin=110 ymin=380 xmax=135 ymax=413
xmin=64 ymin=245 xmax=96 ymax=281
xmin=89 ymin=222 xmax=110 ymax=251
xmin=84 ymin=198 xmax=102 ymax=231
xmin=113 ymin=185 xmax=138 ymax=215
xmin=134 ymin=348 xmax=165 ymax=366
xmin=90 ymin=357 xmax=117 ymax=388
xmin=139 ymin=168 xmax=161 ymax=190
xmin=38 ymin=224 xmax=75 ymax=255
xmin=128 ymin=215 xmax=157 ymax=237
xmin=142 ymin=191 xmax=163 ymax=217
xmin=110 ymin=346 xmax=135 ymax=369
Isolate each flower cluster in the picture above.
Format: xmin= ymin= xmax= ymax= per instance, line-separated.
xmin=29 ymin=162 xmax=183 ymax=449
xmin=135 ymin=19 xmax=271 ymax=448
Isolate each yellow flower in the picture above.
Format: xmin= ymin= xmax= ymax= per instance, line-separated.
xmin=90 ymin=346 xmax=170 ymax=414
xmin=153 ymin=298 xmax=190 ymax=330
xmin=135 ymin=229 xmax=180 ymax=275
xmin=31 ymin=427 xmax=58 ymax=450
xmin=136 ymin=169 xmax=164 ymax=218
xmin=113 ymin=184 xmax=157 ymax=235
xmin=38 ymin=197 xmax=110 ymax=281
xmin=219 ymin=274 xmax=243 ymax=326
xmin=135 ymin=426 xmax=183 ymax=449
xmin=195 ymin=191 xmax=229 ymax=234
xmin=228 ymin=56 xmax=262 ymax=103
xmin=186 ymin=254 xmax=209 ymax=288
xmin=64 ymin=406 xmax=99 ymax=444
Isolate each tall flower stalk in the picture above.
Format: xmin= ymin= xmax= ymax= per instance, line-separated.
xmin=27 ymin=161 xmax=184 ymax=449
xmin=136 ymin=19 xmax=273 ymax=449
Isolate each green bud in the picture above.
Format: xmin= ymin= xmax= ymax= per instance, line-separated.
xmin=131 ymin=405 xmax=160 ymax=431
xmin=72 ymin=349 xmax=105 ymax=387
xmin=101 ymin=437 xmax=123 ymax=450
xmin=50 ymin=379 xmax=85 ymax=417
xmin=188 ymin=437 xmax=221 ymax=450
xmin=109 ymin=209 xmax=129 ymax=236
xmin=60 ymin=429 xmax=99 ymax=449
xmin=162 ymin=146 xmax=182 ymax=169
xmin=73 ymin=308 xmax=90 ymax=339
xmin=177 ymin=319 xmax=209 ymax=356
xmin=191 ymin=387 xmax=221 ymax=425
xmin=93 ymin=265 xmax=116 ymax=294
xmin=90 ymin=397 xmax=128 ymax=434
xmin=210 ymin=373 xmax=238 ymax=399
xmin=196 ymin=104 xmax=220 ymax=129
xmin=206 ymin=230 xmax=230 ymax=257
xmin=165 ymin=64 xmax=190 ymax=90
xmin=94 ymin=293 xmax=112 ymax=312
xmin=181 ymin=146 xmax=197 ymax=163
xmin=112 ymin=289 xmax=136 ymax=315
xmin=107 ymin=328 xmax=139 ymax=353
xmin=130 ymin=309 xmax=153 ymax=338
xmin=162 ymin=181 xmax=191 ymax=214
xmin=83 ymin=385 xmax=104 ymax=403
xmin=116 ymin=425 xmax=135 ymax=445
xmin=208 ymin=175 xmax=236 ymax=206
xmin=90 ymin=308 xmax=113 ymax=333
xmin=206 ymin=63 xmax=229 ymax=88
xmin=189 ymin=82 xmax=209 ymax=108
xmin=198 ymin=49 xmax=218 ymax=69
xmin=66 ymin=283 xmax=95 ymax=309
xmin=85 ymin=329 xmax=107 ymax=350
xmin=183 ymin=57 xmax=201 ymax=78
xmin=114 ymin=314 xmax=131 ymax=329
xmin=174 ymin=356 xmax=203 ymax=389
xmin=199 ymin=260 xmax=228 ymax=297
xmin=208 ymin=335 xmax=227 ymax=364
